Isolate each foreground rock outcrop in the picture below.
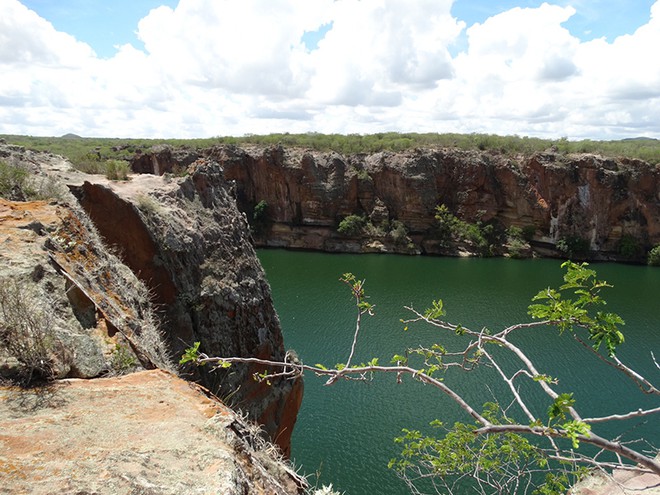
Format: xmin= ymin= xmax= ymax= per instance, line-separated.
xmin=0 ymin=370 xmax=305 ymax=495
xmin=1 ymin=143 xmax=302 ymax=461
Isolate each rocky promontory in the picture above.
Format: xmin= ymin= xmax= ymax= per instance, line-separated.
xmin=0 ymin=143 xmax=304 ymax=493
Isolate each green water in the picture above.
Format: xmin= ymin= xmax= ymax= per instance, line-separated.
xmin=257 ymin=250 xmax=660 ymax=495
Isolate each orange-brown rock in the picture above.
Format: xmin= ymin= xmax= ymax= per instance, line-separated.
xmin=207 ymin=146 xmax=659 ymax=261
xmin=0 ymin=370 xmax=305 ymax=494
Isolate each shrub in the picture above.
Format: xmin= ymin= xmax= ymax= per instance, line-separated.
xmin=433 ymin=204 xmax=460 ymax=243
xmin=389 ymin=220 xmax=408 ymax=244
xmin=337 ymin=214 xmax=367 ymax=236
xmin=105 ymin=159 xmax=130 ymax=180
xmin=253 ymin=200 xmax=268 ymax=223
xmin=109 ymin=343 xmax=138 ymax=374
xmin=0 ymin=160 xmax=65 ymax=201
xmin=648 ymin=245 xmax=660 ymax=266
xmin=0 ymin=279 xmax=69 ymax=383
xmin=618 ymin=234 xmax=641 ymax=259
xmin=135 ymin=193 xmax=162 ymax=216
xmin=507 ymin=225 xmax=524 ymax=240
xmin=0 ymin=160 xmax=33 ymax=200
xmin=508 ymin=237 xmax=529 ymax=259
xmin=556 ymin=236 xmax=590 ymax=258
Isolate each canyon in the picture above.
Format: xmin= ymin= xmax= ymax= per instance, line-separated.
xmin=2 ymin=139 xmax=659 ymax=494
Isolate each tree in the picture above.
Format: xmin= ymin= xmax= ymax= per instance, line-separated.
xmin=182 ymin=263 xmax=659 ymax=495
xmin=648 ymin=245 xmax=660 ymax=266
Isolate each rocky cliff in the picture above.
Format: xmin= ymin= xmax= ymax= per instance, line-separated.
xmin=191 ymin=145 xmax=658 ymax=261
xmin=0 ymin=143 xmax=303 ymax=492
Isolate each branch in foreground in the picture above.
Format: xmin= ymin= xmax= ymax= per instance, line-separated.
xmin=192 ymin=353 xmax=660 ymax=476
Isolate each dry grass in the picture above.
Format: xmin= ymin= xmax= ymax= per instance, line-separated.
xmin=0 ymin=278 xmax=71 ymax=384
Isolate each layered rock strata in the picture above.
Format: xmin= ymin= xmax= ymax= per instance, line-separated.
xmin=192 ymin=145 xmax=658 ymax=260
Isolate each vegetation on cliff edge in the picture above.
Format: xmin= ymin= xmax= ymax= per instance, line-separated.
xmin=3 ymin=132 xmax=659 ymax=167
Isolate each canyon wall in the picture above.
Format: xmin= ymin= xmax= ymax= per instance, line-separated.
xmin=201 ymin=145 xmax=659 ymax=260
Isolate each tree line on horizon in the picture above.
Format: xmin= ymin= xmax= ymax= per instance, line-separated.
xmin=2 ymin=132 xmax=659 ymax=166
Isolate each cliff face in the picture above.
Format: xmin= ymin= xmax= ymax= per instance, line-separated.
xmin=200 ymin=146 xmax=659 ymax=260
xmin=0 ymin=143 xmax=302 ymax=459
xmin=68 ymin=162 xmax=303 ymax=453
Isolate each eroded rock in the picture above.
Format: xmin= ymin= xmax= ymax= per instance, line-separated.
xmin=0 ymin=370 xmax=305 ymax=495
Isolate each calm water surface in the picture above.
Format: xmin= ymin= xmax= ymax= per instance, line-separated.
xmin=257 ymin=250 xmax=660 ymax=495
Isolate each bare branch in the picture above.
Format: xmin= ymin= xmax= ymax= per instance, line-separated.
xmin=479 ymin=346 xmax=537 ymax=423
xmin=196 ymin=355 xmax=490 ymax=425
xmin=572 ymin=334 xmax=659 ymax=395
xmin=583 ymin=406 xmax=660 ymax=424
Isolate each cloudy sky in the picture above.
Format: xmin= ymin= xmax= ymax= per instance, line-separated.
xmin=1 ymin=0 xmax=659 ymax=140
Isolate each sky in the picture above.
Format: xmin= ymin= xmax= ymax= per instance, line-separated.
xmin=1 ymin=0 xmax=659 ymax=140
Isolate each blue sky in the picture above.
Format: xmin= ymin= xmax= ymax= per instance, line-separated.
xmin=21 ymin=0 xmax=655 ymax=57
xmin=2 ymin=0 xmax=659 ymax=139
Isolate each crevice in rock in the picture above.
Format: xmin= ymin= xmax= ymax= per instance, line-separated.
xmin=69 ymin=182 xmax=177 ymax=308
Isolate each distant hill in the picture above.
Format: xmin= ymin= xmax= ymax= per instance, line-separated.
xmin=622 ymin=136 xmax=658 ymax=142
xmin=61 ymin=133 xmax=82 ymax=139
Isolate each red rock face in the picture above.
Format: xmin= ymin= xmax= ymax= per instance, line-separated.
xmin=213 ymin=146 xmax=659 ymax=260
xmin=69 ymin=161 xmax=303 ymax=456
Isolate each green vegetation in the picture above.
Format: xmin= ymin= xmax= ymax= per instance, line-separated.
xmin=618 ymin=234 xmax=643 ymax=260
xmin=433 ymin=204 xmax=504 ymax=256
xmin=251 ymin=200 xmax=270 ymax=235
xmin=0 ymin=159 xmax=65 ymax=201
xmin=648 ymin=245 xmax=660 ymax=266
xmin=253 ymin=200 xmax=269 ymax=223
xmin=506 ymin=225 xmax=532 ymax=259
xmin=3 ymin=132 xmax=659 ymax=165
xmin=337 ymin=214 xmax=368 ymax=236
xmin=104 ymin=159 xmax=130 ymax=180
xmin=337 ymin=214 xmax=413 ymax=247
xmin=0 ymin=278 xmax=70 ymax=384
xmin=0 ymin=160 xmax=31 ymax=200
xmin=109 ymin=343 xmax=138 ymax=374
xmin=556 ymin=235 xmax=590 ymax=258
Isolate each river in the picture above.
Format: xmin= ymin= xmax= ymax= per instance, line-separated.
xmin=257 ymin=250 xmax=660 ymax=495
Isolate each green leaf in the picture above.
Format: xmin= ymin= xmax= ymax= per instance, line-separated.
xmin=548 ymin=393 xmax=575 ymax=422
xmin=391 ymin=354 xmax=408 ymax=364
xmin=562 ymin=420 xmax=591 ymax=449
xmin=179 ymin=341 xmax=201 ymax=365
xmin=424 ymin=299 xmax=446 ymax=319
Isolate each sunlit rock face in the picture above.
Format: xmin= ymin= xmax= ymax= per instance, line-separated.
xmin=206 ymin=145 xmax=659 ymax=260
xmin=0 ymin=370 xmax=305 ymax=495
xmin=69 ymin=160 xmax=303 ymax=456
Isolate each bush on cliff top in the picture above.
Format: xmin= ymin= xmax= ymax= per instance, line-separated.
xmin=0 ymin=160 xmax=66 ymax=202
xmin=3 ymin=132 xmax=659 ymax=166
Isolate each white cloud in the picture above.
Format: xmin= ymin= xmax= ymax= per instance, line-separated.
xmin=0 ymin=0 xmax=658 ymax=139
xmin=0 ymin=0 xmax=95 ymax=66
